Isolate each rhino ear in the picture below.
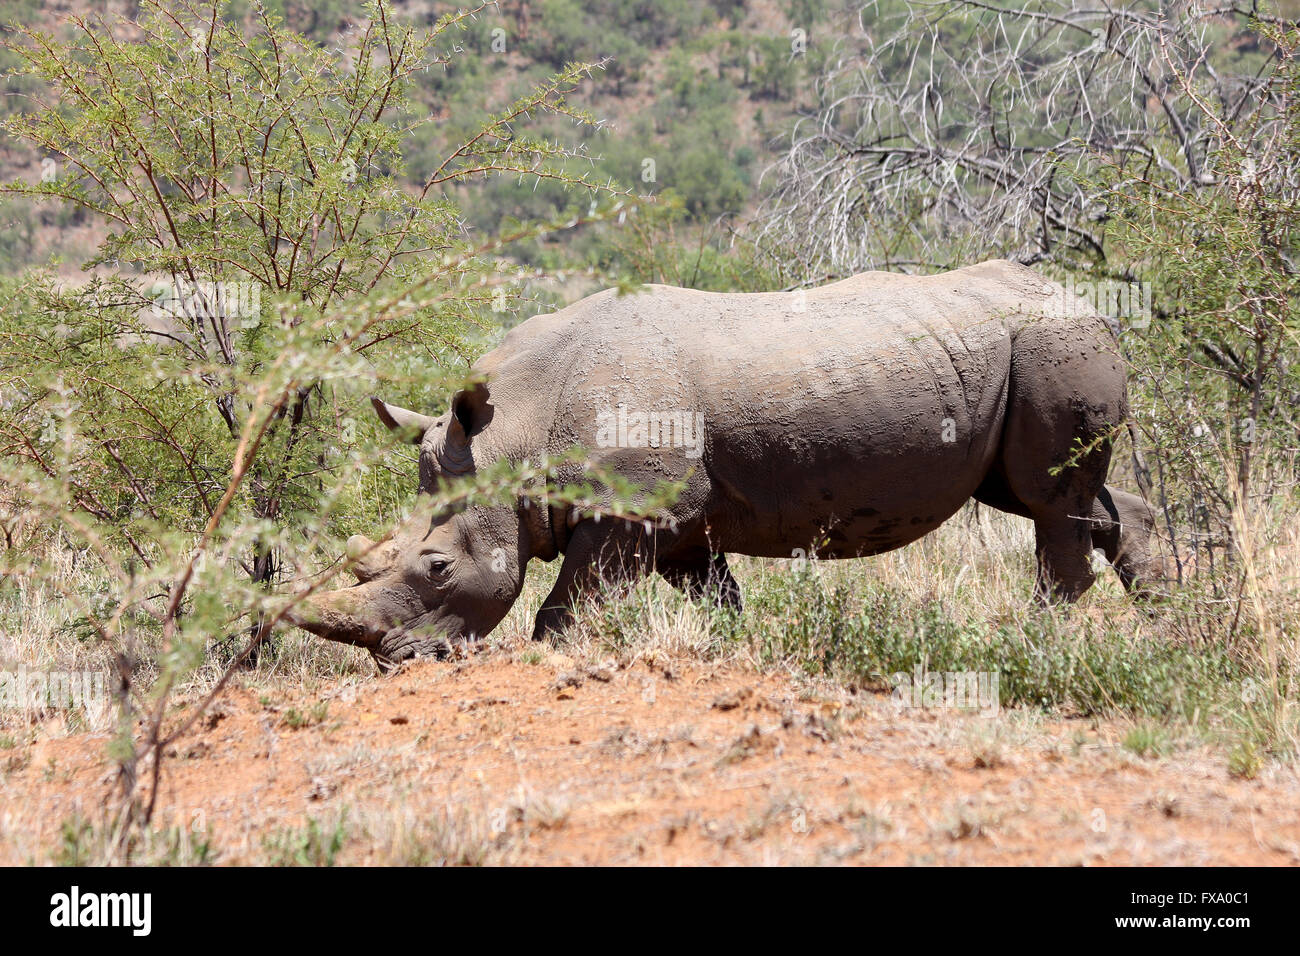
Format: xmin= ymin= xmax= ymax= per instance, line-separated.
xmin=439 ymin=379 xmax=492 ymax=476
xmin=370 ymin=397 xmax=436 ymax=444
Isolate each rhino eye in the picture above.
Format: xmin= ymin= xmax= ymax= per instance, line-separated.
xmin=424 ymin=556 xmax=451 ymax=579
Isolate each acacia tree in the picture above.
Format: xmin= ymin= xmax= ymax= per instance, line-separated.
xmin=0 ymin=0 xmax=652 ymax=841
xmin=1103 ymin=20 xmax=1300 ymax=570
xmin=0 ymin=0 xmax=617 ymax=606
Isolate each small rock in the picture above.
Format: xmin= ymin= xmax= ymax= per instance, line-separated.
xmin=308 ymin=776 xmax=336 ymax=801
xmin=457 ymin=697 xmax=512 ymax=712
xmin=584 ymin=662 xmax=617 ymax=682
xmin=550 ymin=671 xmax=584 ymax=692
xmin=711 ymin=687 xmax=753 ymax=711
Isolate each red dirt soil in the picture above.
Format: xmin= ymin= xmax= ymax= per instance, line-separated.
xmin=5 ymin=652 xmax=1299 ymax=865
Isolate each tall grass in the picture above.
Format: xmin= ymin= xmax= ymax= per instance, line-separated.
xmin=548 ymin=503 xmax=1299 ymax=764
xmin=3 ymin=502 xmax=1297 ymax=765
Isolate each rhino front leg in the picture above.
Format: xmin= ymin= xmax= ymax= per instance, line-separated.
xmin=658 ymin=552 xmax=743 ymax=614
xmin=532 ymin=519 xmax=654 ymax=640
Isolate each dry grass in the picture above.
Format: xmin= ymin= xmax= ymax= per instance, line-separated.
xmin=2 ymin=501 xmax=1298 ymax=772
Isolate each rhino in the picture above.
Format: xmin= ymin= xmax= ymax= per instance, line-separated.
xmin=288 ymin=260 xmax=1158 ymax=669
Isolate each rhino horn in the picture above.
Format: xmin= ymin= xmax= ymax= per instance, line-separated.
xmin=284 ymin=585 xmax=383 ymax=650
xmin=346 ymin=534 xmax=396 ymax=583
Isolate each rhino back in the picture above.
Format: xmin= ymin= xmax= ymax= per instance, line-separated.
xmin=482 ymin=260 xmax=1104 ymax=557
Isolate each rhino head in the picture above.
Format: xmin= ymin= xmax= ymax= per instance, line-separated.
xmin=286 ymin=384 xmax=536 ymax=671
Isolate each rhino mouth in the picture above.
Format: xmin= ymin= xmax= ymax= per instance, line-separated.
xmin=371 ymin=627 xmax=455 ymax=673
xmin=284 ymin=584 xmax=460 ymax=672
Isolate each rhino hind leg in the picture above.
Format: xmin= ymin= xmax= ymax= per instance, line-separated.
xmin=1029 ymin=516 xmax=1097 ymax=601
xmin=975 ymin=475 xmax=1159 ymax=596
xmin=658 ymin=552 xmax=743 ymax=613
xmin=989 ymin=458 xmax=1101 ymax=601
xmin=988 ymin=331 xmax=1127 ymax=601
xmin=973 ymin=462 xmax=1098 ymax=599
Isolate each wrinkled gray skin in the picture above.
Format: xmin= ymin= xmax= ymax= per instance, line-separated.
xmin=288 ymin=260 xmax=1158 ymax=670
